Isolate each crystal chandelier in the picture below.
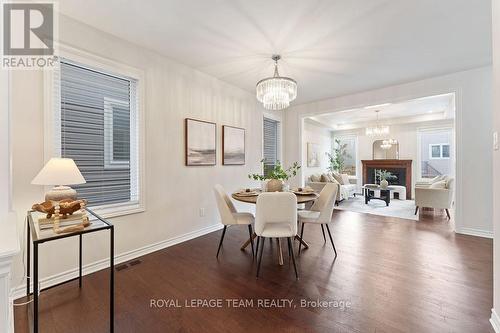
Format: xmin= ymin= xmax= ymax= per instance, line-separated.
xmin=365 ymin=110 xmax=389 ymax=136
xmin=256 ymin=55 xmax=297 ymax=110
xmin=381 ymin=139 xmax=398 ymax=149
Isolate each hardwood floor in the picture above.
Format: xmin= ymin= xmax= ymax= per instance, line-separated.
xmin=15 ymin=209 xmax=493 ymax=333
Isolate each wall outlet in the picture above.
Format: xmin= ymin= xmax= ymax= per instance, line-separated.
xmin=199 ymin=208 xmax=205 ymax=217
xmin=494 ymin=131 xmax=499 ymax=151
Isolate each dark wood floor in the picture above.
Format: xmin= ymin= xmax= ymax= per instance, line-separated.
xmin=15 ymin=209 xmax=493 ymax=333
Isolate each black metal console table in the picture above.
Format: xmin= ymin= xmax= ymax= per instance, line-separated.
xmin=26 ymin=207 xmax=114 ymax=333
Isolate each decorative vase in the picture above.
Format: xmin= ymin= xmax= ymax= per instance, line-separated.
xmin=380 ymin=179 xmax=388 ymax=189
xmin=266 ymin=179 xmax=284 ymax=192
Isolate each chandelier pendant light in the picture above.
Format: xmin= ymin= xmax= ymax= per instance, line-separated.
xmin=381 ymin=138 xmax=398 ymax=150
xmin=256 ymin=55 xmax=297 ymax=110
xmin=366 ymin=110 xmax=389 ymax=136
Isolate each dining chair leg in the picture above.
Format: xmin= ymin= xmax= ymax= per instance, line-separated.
xmin=216 ymin=225 xmax=227 ymax=258
xmin=288 ymin=237 xmax=299 ymax=279
xmin=298 ymin=223 xmax=305 ymax=255
xmin=248 ymin=225 xmax=255 ymax=257
xmin=320 ymin=224 xmax=326 ymax=243
xmin=325 ymin=224 xmax=337 ymax=257
xmin=256 ymin=236 xmax=265 ymax=278
xmin=255 ymin=235 xmax=260 ymax=258
xmin=288 ymin=238 xmax=291 ymax=258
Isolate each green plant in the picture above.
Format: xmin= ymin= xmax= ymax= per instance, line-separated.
xmin=377 ymin=170 xmax=397 ymax=181
xmin=248 ymin=160 xmax=301 ymax=181
xmin=326 ymin=139 xmax=351 ymax=173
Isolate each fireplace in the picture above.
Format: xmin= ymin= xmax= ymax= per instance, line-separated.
xmin=361 ymin=160 xmax=412 ymax=199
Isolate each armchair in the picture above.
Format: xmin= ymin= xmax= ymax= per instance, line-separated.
xmin=414 ymin=178 xmax=454 ymax=219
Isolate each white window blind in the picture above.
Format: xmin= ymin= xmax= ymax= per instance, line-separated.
xmin=55 ymin=58 xmax=139 ymax=208
xmin=263 ymin=117 xmax=279 ymax=177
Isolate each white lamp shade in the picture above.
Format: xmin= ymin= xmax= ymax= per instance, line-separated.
xmin=31 ymin=158 xmax=86 ymax=186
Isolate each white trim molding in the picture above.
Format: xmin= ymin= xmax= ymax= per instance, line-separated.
xmin=455 ymin=227 xmax=493 ymax=239
xmin=0 ymin=215 xmax=20 ymax=333
xmin=491 ymin=309 xmax=500 ymax=332
xmin=12 ymin=223 xmax=222 ymax=299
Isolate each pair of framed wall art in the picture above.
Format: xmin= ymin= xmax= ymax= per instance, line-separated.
xmin=185 ymin=118 xmax=245 ymax=166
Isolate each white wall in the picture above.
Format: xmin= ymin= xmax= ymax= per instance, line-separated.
xmin=331 ymin=119 xmax=455 ymax=198
xmin=491 ymin=0 xmax=500 ymax=330
xmin=8 ymin=14 xmax=278 ymax=293
xmin=284 ymin=67 xmax=492 ymax=237
xmin=302 ymin=121 xmax=332 ymax=179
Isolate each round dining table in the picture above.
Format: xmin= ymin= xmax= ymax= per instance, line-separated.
xmin=232 ymin=190 xmax=319 ymax=265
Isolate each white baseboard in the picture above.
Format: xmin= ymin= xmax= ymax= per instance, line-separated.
xmin=455 ymin=227 xmax=493 ymax=239
xmin=491 ymin=308 xmax=500 ymax=332
xmin=11 ymin=223 xmax=222 ymax=300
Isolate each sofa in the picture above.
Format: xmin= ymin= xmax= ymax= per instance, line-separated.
xmin=306 ymin=172 xmax=356 ymax=203
xmin=414 ymin=176 xmax=454 ymax=219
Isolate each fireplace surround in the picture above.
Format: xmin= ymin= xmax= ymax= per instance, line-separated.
xmin=361 ymin=160 xmax=412 ymax=199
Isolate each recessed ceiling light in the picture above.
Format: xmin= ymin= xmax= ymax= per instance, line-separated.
xmin=364 ymin=103 xmax=392 ymax=109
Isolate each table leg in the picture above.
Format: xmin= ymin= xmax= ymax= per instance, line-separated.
xmin=33 ymin=243 xmax=38 ymax=333
xmin=26 ymin=217 xmax=30 ymax=297
xmin=277 ymin=239 xmax=284 ymax=265
xmin=240 ymin=232 xmax=257 ymax=250
xmin=79 ymin=234 xmax=82 ymax=288
xmin=110 ymin=227 xmax=114 ymax=333
xmin=295 ymin=235 xmax=310 ymax=249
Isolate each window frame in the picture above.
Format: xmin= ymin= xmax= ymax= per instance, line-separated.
xmin=262 ymin=116 xmax=281 ymax=177
xmin=44 ymin=44 xmax=146 ymax=218
xmin=429 ymin=143 xmax=450 ymax=160
xmin=332 ymin=134 xmax=358 ymax=177
xmin=104 ymin=97 xmax=132 ymax=170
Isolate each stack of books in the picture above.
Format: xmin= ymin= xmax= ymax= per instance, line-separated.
xmin=38 ymin=213 xmax=85 ymax=230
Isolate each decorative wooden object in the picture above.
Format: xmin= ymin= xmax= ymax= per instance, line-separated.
xmin=32 ymin=199 xmax=90 ymax=233
xmin=32 ymin=199 xmax=87 ymax=219
xmin=361 ymin=159 xmax=412 ymax=199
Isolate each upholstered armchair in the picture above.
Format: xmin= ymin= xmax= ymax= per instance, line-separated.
xmin=414 ymin=178 xmax=454 ymax=219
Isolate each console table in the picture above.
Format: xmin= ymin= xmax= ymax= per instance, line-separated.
xmin=26 ymin=208 xmax=114 ymax=333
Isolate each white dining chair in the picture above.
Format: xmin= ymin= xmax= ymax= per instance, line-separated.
xmin=255 ymin=192 xmax=298 ymax=279
xmin=297 ymin=183 xmax=338 ymax=257
xmin=213 ymin=184 xmax=255 ymax=258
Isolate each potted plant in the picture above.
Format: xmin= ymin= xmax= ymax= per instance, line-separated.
xmin=377 ymin=170 xmax=397 ymax=189
xmin=326 ymin=138 xmax=351 ymax=173
xmin=248 ymin=160 xmax=301 ymax=192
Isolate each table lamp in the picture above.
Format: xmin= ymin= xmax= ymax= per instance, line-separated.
xmin=31 ymin=157 xmax=86 ymax=201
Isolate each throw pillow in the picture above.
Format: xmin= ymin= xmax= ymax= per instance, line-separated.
xmin=309 ymin=174 xmax=320 ymax=182
xmin=430 ymin=180 xmax=446 ymax=189
xmin=320 ymin=174 xmax=331 ymax=182
xmin=340 ymin=174 xmax=350 ymax=185
xmin=326 ymin=173 xmax=336 ymax=183
xmin=332 ymin=172 xmax=343 ymax=184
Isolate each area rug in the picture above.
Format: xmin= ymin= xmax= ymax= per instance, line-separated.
xmin=335 ymin=195 xmax=418 ymax=221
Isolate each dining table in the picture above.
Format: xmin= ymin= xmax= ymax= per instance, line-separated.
xmin=232 ymin=189 xmax=319 ymax=265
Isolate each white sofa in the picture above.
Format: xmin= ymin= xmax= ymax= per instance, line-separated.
xmin=306 ymin=172 xmax=356 ymax=203
xmin=414 ymin=176 xmax=454 ymax=219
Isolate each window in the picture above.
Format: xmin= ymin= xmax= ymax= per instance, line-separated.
xmin=263 ymin=117 xmax=279 ymax=177
xmin=418 ymin=128 xmax=453 ymax=179
xmin=56 ymin=58 xmax=140 ymax=210
xmin=429 ymin=144 xmax=450 ymax=159
xmin=333 ymin=136 xmax=357 ymax=176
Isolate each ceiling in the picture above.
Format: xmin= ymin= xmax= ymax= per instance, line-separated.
xmin=58 ymin=0 xmax=492 ymax=105
xmin=307 ymin=93 xmax=455 ymax=130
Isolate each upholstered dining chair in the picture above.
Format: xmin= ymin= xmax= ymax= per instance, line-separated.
xmin=213 ymin=184 xmax=255 ymax=258
xmin=255 ymin=192 xmax=298 ymax=279
xmin=297 ymin=183 xmax=338 ymax=257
